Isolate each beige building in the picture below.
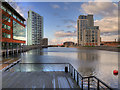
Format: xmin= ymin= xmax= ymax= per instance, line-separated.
xmin=77 ymin=14 xmax=100 ymax=46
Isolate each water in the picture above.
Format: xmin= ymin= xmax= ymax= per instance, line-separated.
xmin=4 ymin=47 xmax=118 ymax=88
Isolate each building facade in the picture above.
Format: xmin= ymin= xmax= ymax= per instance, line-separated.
xmin=1 ymin=2 xmax=26 ymax=50
xmin=77 ymin=14 xmax=100 ymax=46
xmin=27 ymin=10 xmax=43 ymax=45
xmin=42 ymin=38 xmax=48 ymax=46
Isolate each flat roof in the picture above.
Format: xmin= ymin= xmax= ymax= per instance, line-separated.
xmin=2 ymin=2 xmax=26 ymax=21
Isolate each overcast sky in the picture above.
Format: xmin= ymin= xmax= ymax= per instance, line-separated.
xmin=9 ymin=1 xmax=119 ymax=45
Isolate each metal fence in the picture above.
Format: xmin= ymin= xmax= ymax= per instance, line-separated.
xmin=69 ymin=63 xmax=112 ymax=90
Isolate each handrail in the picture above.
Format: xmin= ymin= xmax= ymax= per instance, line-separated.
xmin=4 ymin=63 xmax=113 ymax=90
xmin=93 ymin=76 xmax=112 ymax=90
xmin=68 ymin=63 xmax=112 ymax=90
xmin=3 ymin=63 xmax=70 ymax=64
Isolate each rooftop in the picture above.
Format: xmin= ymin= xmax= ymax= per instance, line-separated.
xmin=2 ymin=2 xmax=26 ymax=21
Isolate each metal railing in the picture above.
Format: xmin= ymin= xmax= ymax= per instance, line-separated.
xmin=4 ymin=63 xmax=113 ymax=90
xmin=69 ymin=63 xmax=112 ymax=90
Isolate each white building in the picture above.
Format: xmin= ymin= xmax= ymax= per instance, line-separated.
xmin=27 ymin=10 xmax=43 ymax=45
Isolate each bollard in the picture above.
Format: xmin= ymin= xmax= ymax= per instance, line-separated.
xmin=65 ymin=66 xmax=68 ymax=73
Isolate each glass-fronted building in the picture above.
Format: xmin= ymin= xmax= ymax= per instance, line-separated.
xmin=1 ymin=2 xmax=26 ymax=49
xmin=27 ymin=10 xmax=43 ymax=45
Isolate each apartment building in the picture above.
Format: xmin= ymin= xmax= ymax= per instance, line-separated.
xmin=77 ymin=14 xmax=100 ymax=46
xmin=27 ymin=10 xmax=43 ymax=45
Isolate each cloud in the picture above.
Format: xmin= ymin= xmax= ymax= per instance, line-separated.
xmin=101 ymin=35 xmax=118 ymax=41
xmin=100 ymin=31 xmax=118 ymax=36
xmin=54 ymin=30 xmax=76 ymax=37
xmin=63 ymin=19 xmax=76 ymax=24
xmin=81 ymin=2 xmax=118 ymax=17
xmin=65 ymin=25 xmax=74 ymax=28
xmin=95 ymin=17 xmax=118 ymax=32
xmin=100 ymin=31 xmax=118 ymax=41
xmin=49 ymin=37 xmax=77 ymax=45
xmin=81 ymin=2 xmax=118 ymax=41
xmin=51 ymin=4 xmax=60 ymax=9
xmin=65 ymin=24 xmax=77 ymax=29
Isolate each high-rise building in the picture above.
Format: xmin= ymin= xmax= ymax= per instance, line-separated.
xmin=77 ymin=14 xmax=100 ymax=46
xmin=1 ymin=1 xmax=26 ymax=50
xmin=27 ymin=10 xmax=43 ymax=45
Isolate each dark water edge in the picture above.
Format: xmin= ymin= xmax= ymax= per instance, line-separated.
xmin=70 ymin=46 xmax=120 ymax=52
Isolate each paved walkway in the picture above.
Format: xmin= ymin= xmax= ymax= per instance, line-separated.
xmin=0 ymin=58 xmax=21 ymax=70
xmin=2 ymin=71 xmax=79 ymax=88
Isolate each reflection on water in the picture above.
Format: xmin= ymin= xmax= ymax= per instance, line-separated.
xmin=5 ymin=47 xmax=118 ymax=88
xmin=77 ymin=51 xmax=99 ymax=76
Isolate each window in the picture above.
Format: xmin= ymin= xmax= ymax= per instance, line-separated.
xmin=2 ymin=15 xmax=11 ymax=22
xmin=2 ymin=33 xmax=11 ymax=38
xmin=7 ymin=10 xmax=12 ymax=15
xmin=21 ymin=20 xmax=24 ymax=24
xmin=8 ymin=26 xmax=11 ymax=30
xmin=96 ymin=27 xmax=99 ymax=29
xmin=8 ymin=18 xmax=11 ymax=22
xmin=2 ymin=24 xmax=11 ymax=30
xmin=1 ymin=6 xmax=6 ymax=11
xmin=81 ymin=16 xmax=83 ymax=19
xmin=17 ymin=17 xmax=20 ymax=22
xmin=13 ymin=14 xmax=16 ymax=19
xmin=13 ymin=20 xmax=25 ymax=40
xmin=2 ymin=24 xmax=5 ymax=28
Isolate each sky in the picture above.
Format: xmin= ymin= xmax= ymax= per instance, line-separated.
xmin=9 ymin=1 xmax=119 ymax=45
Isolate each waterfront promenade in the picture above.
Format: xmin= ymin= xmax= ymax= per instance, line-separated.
xmin=1 ymin=45 xmax=48 ymax=56
xmin=2 ymin=71 xmax=79 ymax=88
xmin=0 ymin=58 xmax=21 ymax=71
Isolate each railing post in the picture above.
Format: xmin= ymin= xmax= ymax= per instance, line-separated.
xmin=77 ymin=72 xmax=79 ymax=85
xmin=97 ymin=80 xmax=99 ymax=90
xmin=69 ymin=64 xmax=70 ymax=73
xmin=74 ymin=69 xmax=75 ymax=80
xmin=81 ymin=78 xmax=83 ymax=90
xmin=88 ymin=78 xmax=90 ymax=90
xmin=71 ymin=66 xmax=73 ymax=76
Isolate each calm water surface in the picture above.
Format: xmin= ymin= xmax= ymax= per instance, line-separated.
xmin=4 ymin=47 xmax=118 ymax=88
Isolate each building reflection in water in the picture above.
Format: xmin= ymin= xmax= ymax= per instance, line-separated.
xmin=77 ymin=50 xmax=99 ymax=76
